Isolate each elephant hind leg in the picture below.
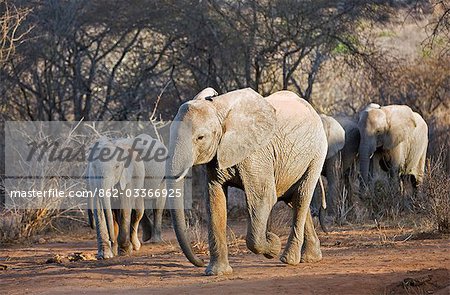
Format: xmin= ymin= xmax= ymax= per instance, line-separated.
xmin=243 ymin=178 xmax=280 ymax=259
xmin=140 ymin=210 xmax=154 ymax=242
xmin=151 ymin=196 xmax=166 ymax=243
xmin=414 ymin=151 xmax=427 ymax=187
xmin=301 ymin=209 xmax=322 ymax=263
xmin=118 ymin=208 xmax=133 ymax=256
xmin=281 ymin=163 xmax=322 ymax=265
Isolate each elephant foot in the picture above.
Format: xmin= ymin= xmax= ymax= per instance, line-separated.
xmin=112 ymin=242 xmax=119 ymax=256
xmin=97 ymin=248 xmax=114 ymax=260
xmin=131 ymin=237 xmax=141 ymax=251
xmin=280 ymin=248 xmax=301 ymax=265
xmin=301 ymin=247 xmax=322 ymax=263
xmin=149 ymin=235 xmax=163 ymax=244
xmin=263 ymin=232 xmax=281 ymax=259
xmin=205 ymin=262 xmax=233 ymax=276
xmin=118 ymin=244 xmax=133 ymax=256
xmin=142 ymin=231 xmax=152 ymax=243
xmin=247 ymin=232 xmax=281 ymax=259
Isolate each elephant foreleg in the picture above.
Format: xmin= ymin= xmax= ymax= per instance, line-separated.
xmin=112 ymin=210 xmax=119 ymax=256
xmin=325 ymin=155 xmax=339 ymax=215
xmin=93 ymin=207 xmax=114 ymax=259
xmin=205 ymin=182 xmax=232 ymax=276
xmin=131 ymin=200 xmax=144 ymax=251
xmin=151 ymin=196 xmax=165 ymax=243
xmin=118 ymin=208 xmax=133 ymax=255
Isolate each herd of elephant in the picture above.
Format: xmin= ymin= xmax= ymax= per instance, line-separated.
xmin=86 ymin=87 xmax=428 ymax=276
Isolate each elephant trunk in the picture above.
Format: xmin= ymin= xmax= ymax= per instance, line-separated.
xmin=102 ymin=178 xmax=116 ymax=249
xmin=88 ymin=194 xmax=95 ymax=229
xmin=167 ymin=149 xmax=204 ymax=267
xmin=91 ymin=175 xmax=116 ymax=258
xmin=359 ymin=142 xmax=372 ymax=186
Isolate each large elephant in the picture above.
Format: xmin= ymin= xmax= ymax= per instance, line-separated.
xmin=314 ymin=115 xmax=360 ymax=218
xmin=166 ymin=87 xmax=328 ymax=276
xmin=358 ymin=104 xmax=428 ymax=190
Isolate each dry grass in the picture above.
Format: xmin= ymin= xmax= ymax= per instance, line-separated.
xmin=268 ymin=202 xmax=292 ymax=237
xmin=0 ymin=122 xmax=100 ymax=243
xmin=415 ymin=151 xmax=450 ymax=233
xmin=188 ymin=219 xmax=209 ymax=255
xmin=360 ymin=176 xmax=405 ymax=221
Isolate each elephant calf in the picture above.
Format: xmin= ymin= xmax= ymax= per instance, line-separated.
xmin=87 ymin=134 xmax=166 ymax=259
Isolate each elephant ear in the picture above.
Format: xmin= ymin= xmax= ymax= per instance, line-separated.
xmin=117 ymin=144 xmax=133 ymax=190
xmin=384 ymin=106 xmax=417 ymax=150
xmin=119 ymin=162 xmax=133 ymax=191
xmin=216 ymin=88 xmax=277 ymax=169
xmin=358 ymin=103 xmax=381 ymax=121
xmin=320 ymin=115 xmax=345 ymax=159
xmin=118 ymin=142 xmax=145 ymax=191
xmin=193 ymin=87 xmax=218 ymax=100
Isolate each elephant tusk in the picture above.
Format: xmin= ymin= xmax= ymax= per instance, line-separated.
xmin=370 ymin=153 xmax=374 ymax=159
xmin=175 ymin=168 xmax=190 ymax=182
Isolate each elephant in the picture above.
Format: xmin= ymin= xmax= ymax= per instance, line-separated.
xmin=87 ymin=134 xmax=167 ymax=259
xmin=358 ymin=104 xmax=428 ymax=191
xmin=317 ymin=115 xmax=345 ymax=214
xmin=127 ymin=134 xmax=167 ymax=243
xmin=87 ymin=137 xmax=145 ymax=258
xmin=166 ymin=87 xmax=328 ymax=276
xmin=313 ymin=115 xmax=360 ymax=218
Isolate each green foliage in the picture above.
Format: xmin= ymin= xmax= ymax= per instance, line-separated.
xmin=332 ymin=35 xmax=360 ymax=55
xmin=378 ymin=30 xmax=396 ymax=38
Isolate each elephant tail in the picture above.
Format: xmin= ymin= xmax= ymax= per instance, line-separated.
xmin=319 ymin=177 xmax=326 ymax=210
xmin=88 ymin=209 xmax=95 ymax=229
xmin=318 ymin=177 xmax=329 ymax=233
xmin=88 ymin=192 xmax=95 ymax=229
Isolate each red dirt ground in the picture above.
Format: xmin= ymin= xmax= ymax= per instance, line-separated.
xmin=0 ymin=223 xmax=449 ymax=295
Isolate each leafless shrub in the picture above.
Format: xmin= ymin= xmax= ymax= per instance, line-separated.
xmin=359 ymin=175 xmax=406 ymax=223
xmin=0 ymin=123 xmax=92 ymax=243
xmin=227 ymin=187 xmax=246 ymax=220
xmin=415 ymin=152 xmax=450 ymax=233
xmin=188 ymin=218 xmax=209 ymax=255
xmin=268 ymin=202 xmax=292 ymax=237
xmin=227 ymin=226 xmax=247 ymax=255
xmin=0 ymin=0 xmax=32 ymax=64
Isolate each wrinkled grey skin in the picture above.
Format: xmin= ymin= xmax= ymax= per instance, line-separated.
xmin=167 ymin=87 xmax=327 ymax=276
xmin=358 ymin=104 xmax=428 ymax=190
xmin=313 ymin=115 xmax=360 ymax=217
xmin=87 ymin=137 xmax=145 ymax=259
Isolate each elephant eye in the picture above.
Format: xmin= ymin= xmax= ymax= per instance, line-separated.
xmin=196 ymin=135 xmax=205 ymax=141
